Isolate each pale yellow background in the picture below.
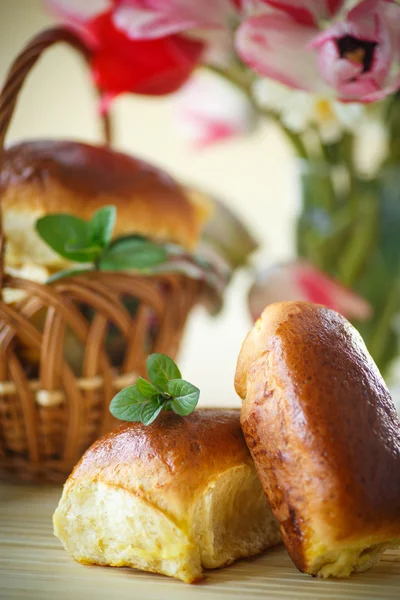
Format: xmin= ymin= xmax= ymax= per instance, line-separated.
xmin=0 ymin=0 xmax=297 ymax=407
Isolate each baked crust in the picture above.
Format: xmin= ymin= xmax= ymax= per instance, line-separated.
xmin=1 ymin=140 xmax=205 ymax=267
xmin=235 ymin=301 xmax=400 ymax=577
xmin=53 ymin=409 xmax=281 ymax=582
xmin=69 ymin=409 xmax=253 ymax=519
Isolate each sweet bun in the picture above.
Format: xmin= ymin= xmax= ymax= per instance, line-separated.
xmin=235 ymin=301 xmax=400 ymax=578
xmin=53 ymin=409 xmax=281 ymax=583
xmin=1 ymin=140 xmax=208 ymax=268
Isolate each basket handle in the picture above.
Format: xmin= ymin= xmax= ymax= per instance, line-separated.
xmin=0 ymin=27 xmax=112 ymax=292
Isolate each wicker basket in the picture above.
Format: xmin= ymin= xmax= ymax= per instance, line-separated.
xmin=0 ymin=28 xmax=202 ymax=483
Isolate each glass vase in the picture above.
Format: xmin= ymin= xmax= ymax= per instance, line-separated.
xmin=297 ymin=161 xmax=400 ymax=379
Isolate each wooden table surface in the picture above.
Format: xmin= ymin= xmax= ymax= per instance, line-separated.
xmin=1 ymin=483 xmax=400 ymax=600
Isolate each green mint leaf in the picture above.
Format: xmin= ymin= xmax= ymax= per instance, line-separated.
xmin=110 ymin=354 xmax=199 ymax=425
xmin=141 ymin=401 xmax=164 ymax=426
xmin=89 ymin=205 xmax=116 ymax=248
xmin=47 ymin=267 xmax=91 ymax=284
xmin=109 ymin=385 xmax=148 ymax=422
xmin=98 ymin=237 xmax=168 ymax=271
xmin=136 ymin=376 xmax=158 ymax=400
xmin=167 ymin=379 xmax=200 ymax=416
xmin=66 ymin=246 xmax=101 ymax=262
xmin=110 ymin=234 xmax=146 ymax=245
xmin=146 ymin=353 xmax=181 ymax=392
xmin=36 ymin=214 xmax=94 ymax=262
xmin=64 ymin=239 xmax=102 ymax=254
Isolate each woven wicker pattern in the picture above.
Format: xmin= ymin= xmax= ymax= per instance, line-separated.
xmin=0 ymin=28 xmax=201 ymax=483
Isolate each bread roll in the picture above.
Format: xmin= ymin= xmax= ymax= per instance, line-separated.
xmin=53 ymin=409 xmax=281 ymax=583
xmin=235 ymin=301 xmax=400 ymax=578
xmin=1 ymin=140 xmax=208 ymax=268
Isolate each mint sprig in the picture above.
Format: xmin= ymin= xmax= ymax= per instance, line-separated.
xmin=99 ymin=236 xmax=167 ymax=271
xmin=110 ymin=353 xmax=200 ymax=425
xmin=35 ymin=206 xmax=167 ymax=281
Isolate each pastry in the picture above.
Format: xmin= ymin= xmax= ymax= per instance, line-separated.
xmin=0 ymin=140 xmax=220 ymax=373
xmin=53 ymin=409 xmax=281 ymax=583
xmin=235 ymin=301 xmax=400 ymax=578
xmin=0 ymin=139 xmax=210 ymax=271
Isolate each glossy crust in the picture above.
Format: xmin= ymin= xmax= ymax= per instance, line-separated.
xmin=235 ymin=301 xmax=400 ymax=577
xmin=53 ymin=409 xmax=281 ymax=582
xmin=69 ymin=409 xmax=253 ymax=519
xmin=1 ymin=140 xmax=205 ymax=266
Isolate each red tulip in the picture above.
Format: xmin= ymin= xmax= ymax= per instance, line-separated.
xmin=248 ymin=261 xmax=372 ymax=322
xmin=49 ymin=0 xmax=204 ymax=110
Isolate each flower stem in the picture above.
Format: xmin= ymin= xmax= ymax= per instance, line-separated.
xmin=368 ymin=281 xmax=400 ymax=366
xmin=337 ymin=191 xmax=378 ymax=286
xmin=204 ymin=64 xmax=309 ymax=159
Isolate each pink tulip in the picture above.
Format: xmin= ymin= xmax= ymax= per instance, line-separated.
xmin=111 ymin=0 xmax=343 ymax=41
xmin=174 ymin=72 xmax=257 ymax=148
xmin=252 ymin=1 xmax=344 ymax=26
xmin=248 ymin=261 xmax=372 ymax=322
xmin=312 ymin=0 xmax=400 ymax=101
xmin=237 ymin=0 xmax=400 ymax=102
xmin=112 ymin=0 xmax=239 ymax=40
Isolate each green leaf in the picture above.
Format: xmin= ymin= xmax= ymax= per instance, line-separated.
xmin=90 ymin=205 xmax=116 ymax=248
xmin=136 ymin=376 xmax=158 ymax=400
xmin=167 ymin=379 xmax=200 ymax=416
xmin=109 ymin=385 xmax=148 ymax=422
xmin=36 ymin=214 xmax=96 ymax=262
xmin=146 ymin=353 xmax=181 ymax=392
xmin=65 ymin=239 xmax=102 ymax=254
xmin=141 ymin=401 xmax=164 ymax=426
xmin=99 ymin=237 xmax=168 ymax=271
xmin=110 ymin=354 xmax=199 ymax=425
xmin=47 ymin=267 xmax=91 ymax=284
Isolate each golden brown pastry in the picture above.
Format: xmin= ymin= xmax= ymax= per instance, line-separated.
xmin=53 ymin=409 xmax=281 ymax=583
xmin=235 ymin=301 xmax=400 ymax=578
xmin=0 ymin=140 xmax=209 ymax=269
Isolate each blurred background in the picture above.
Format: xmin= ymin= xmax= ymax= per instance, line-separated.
xmin=0 ymin=0 xmax=298 ymax=407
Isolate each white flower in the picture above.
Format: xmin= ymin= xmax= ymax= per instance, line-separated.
xmin=253 ymin=78 xmax=367 ymax=143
